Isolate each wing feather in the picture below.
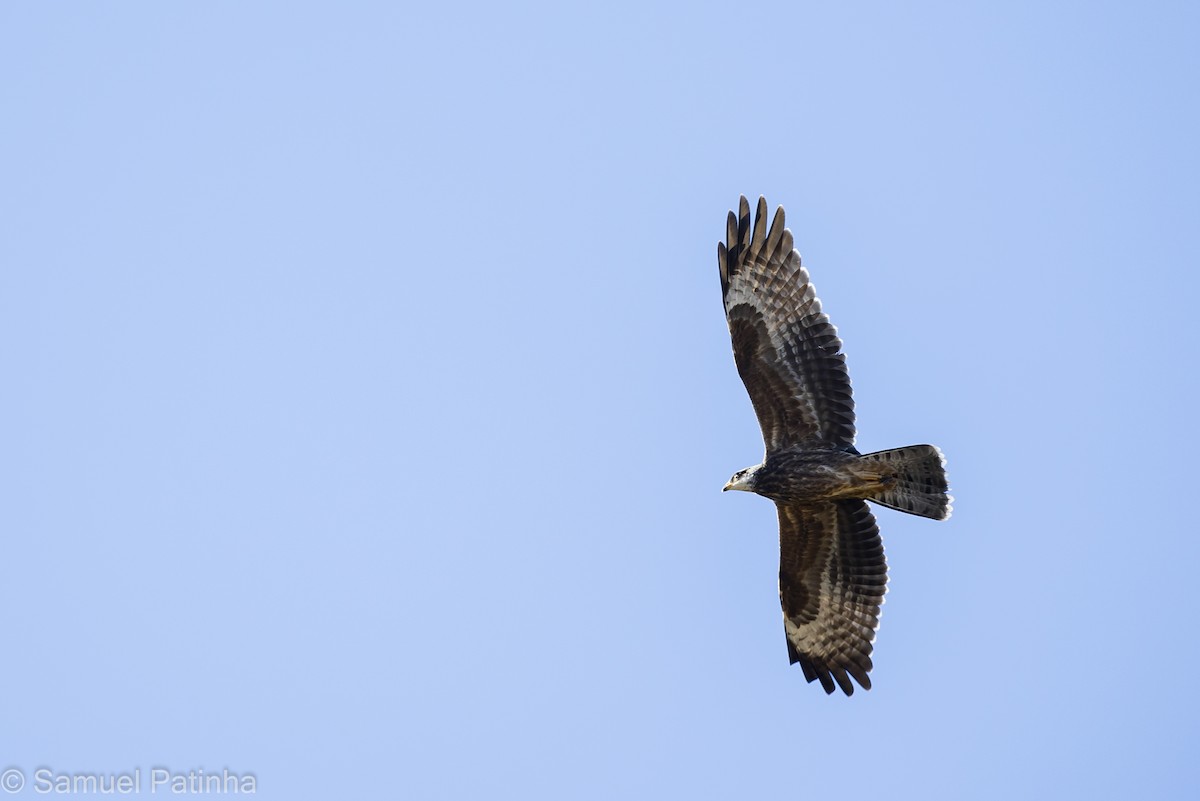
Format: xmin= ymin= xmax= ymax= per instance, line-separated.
xmin=721 ymin=196 xmax=856 ymax=450
xmin=777 ymin=500 xmax=887 ymax=696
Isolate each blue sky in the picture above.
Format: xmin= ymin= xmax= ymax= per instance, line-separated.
xmin=3 ymin=2 xmax=1198 ymax=798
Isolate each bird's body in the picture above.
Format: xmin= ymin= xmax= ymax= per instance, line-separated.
xmin=718 ymin=196 xmax=951 ymax=696
xmin=730 ymin=447 xmax=873 ymax=504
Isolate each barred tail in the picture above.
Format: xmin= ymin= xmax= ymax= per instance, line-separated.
xmin=861 ymin=445 xmax=952 ymax=521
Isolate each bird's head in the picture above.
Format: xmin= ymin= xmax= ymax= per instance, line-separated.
xmin=723 ymin=464 xmax=761 ymax=493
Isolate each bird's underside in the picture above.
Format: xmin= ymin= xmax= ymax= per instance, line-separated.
xmin=719 ymin=196 xmax=950 ymax=696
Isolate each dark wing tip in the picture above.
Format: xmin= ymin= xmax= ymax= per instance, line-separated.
xmin=846 ymin=662 xmax=872 ymax=691
xmin=752 ymin=196 xmax=769 ymax=253
xmin=737 ymin=196 xmax=751 ymax=254
xmin=717 ymin=241 xmax=729 ymax=295
xmin=830 ymin=666 xmax=855 ymax=696
xmin=795 ymin=657 xmax=869 ymax=696
xmin=722 ymin=196 xmax=765 ymax=294
xmin=789 ymin=643 xmax=846 ymax=696
xmin=764 ymin=203 xmax=787 ymax=261
xmin=814 ymin=664 xmax=837 ymax=694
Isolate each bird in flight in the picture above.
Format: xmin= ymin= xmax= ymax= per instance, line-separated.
xmin=719 ymin=196 xmax=951 ymax=696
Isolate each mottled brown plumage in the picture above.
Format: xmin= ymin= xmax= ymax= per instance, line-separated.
xmin=719 ymin=196 xmax=951 ymax=696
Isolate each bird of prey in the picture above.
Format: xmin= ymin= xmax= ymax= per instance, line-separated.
xmin=719 ymin=196 xmax=951 ymax=696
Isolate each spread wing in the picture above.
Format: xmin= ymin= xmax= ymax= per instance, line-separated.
xmin=777 ymin=500 xmax=887 ymax=695
xmin=718 ymin=196 xmax=855 ymax=451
